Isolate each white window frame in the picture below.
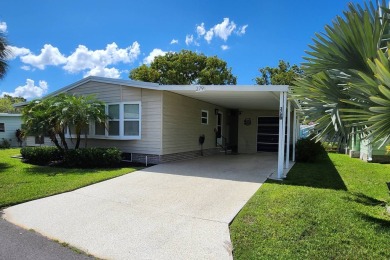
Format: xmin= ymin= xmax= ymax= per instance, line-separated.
xmin=92 ymin=102 xmax=142 ymax=140
xmin=201 ymin=110 xmax=208 ymax=125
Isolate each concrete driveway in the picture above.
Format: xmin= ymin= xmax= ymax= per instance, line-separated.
xmin=4 ymin=153 xmax=277 ymax=260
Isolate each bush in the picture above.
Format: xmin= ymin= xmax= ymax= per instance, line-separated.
xmin=21 ymin=146 xmax=63 ymax=165
xmin=0 ymin=138 xmax=11 ymax=149
xmin=63 ymin=147 xmax=122 ymax=168
xmin=296 ymin=137 xmax=324 ymax=162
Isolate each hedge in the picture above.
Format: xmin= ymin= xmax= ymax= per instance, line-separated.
xmin=20 ymin=146 xmax=62 ymax=165
xmin=295 ymin=137 xmax=325 ymax=162
xmin=20 ymin=147 xmax=122 ymax=168
xmin=63 ymin=147 xmax=122 ymax=168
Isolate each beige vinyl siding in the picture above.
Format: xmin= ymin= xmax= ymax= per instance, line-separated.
xmin=162 ymin=91 xmax=227 ymax=155
xmin=0 ymin=115 xmax=22 ymax=147
xmin=238 ymin=110 xmax=278 ymax=153
xmin=25 ymin=136 xmax=54 ymax=147
xmin=67 ymin=82 xmax=162 ymax=154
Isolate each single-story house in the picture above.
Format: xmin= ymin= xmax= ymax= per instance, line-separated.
xmin=0 ymin=113 xmax=22 ymax=147
xmin=348 ymin=130 xmax=390 ymax=163
xmin=24 ymin=76 xmax=302 ymax=178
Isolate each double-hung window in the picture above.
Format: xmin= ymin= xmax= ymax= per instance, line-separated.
xmin=108 ymin=104 xmax=120 ymax=136
xmin=92 ymin=102 xmax=141 ymax=139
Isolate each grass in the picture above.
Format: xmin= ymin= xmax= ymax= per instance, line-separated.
xmin=230 ymin=152 xmax=390 ymax=259
xmin=0 ymin=148 xmax=140 ymax=209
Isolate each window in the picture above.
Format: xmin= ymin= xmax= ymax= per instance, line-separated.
xmin=108 ymin=104 xmax=120 ymax=136
xmin=0 ymin=123 xmax=4 ymax=132
xmin=124 ymin=104 xmax=140 ymax=136
xmin=201 ymin=110 xmax=208 ymax=125
xmin=92 ymin=102 xmax=141 ymax=139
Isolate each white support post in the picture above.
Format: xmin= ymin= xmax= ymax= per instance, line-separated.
xmin=282 ymin=92 xmax=287 ymax=170
xmin=277 ymin=91 xmax=284 ymax=179
xmin=292 ymin=108 xmax=297 ymax=162
xmin=297 ymin=115 xmax=301 ymax=141
xmin=285 ymin=101 xmax=291 ymax=168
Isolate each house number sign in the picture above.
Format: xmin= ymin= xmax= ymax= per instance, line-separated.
xmin=196 ymin=86 xmax=205 ymax=92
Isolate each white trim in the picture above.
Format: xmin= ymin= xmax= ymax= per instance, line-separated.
xmin=292 ymin=108 xmax=297 ymax=162
xmin=161 ymin=85 xmax=289 ymax=92
xmin=44 ymin=76 xmax=160 ymax=98
xmin=201 ymin=110 xmax=209 ymax=125
xmin=285 ymin=100 xmax=291 ymax=168
xmin=0 ymin=113 xmax=22 ymax=117
xmin=282 ymin=92 xmax=287 ymax=169
xmin=81 ymin=101 xmax=142 ymax=140
xmin=277 ymin=92 xmax=284 ymax=179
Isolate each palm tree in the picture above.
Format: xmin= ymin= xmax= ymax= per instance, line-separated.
xmin=22 ymin=94 xmax=107 ymax=151
xmin=59 ymin=94 xmax=107 ymax=149
xmin=293 ymin=1 xmax=390 ymax=148
xmin=0 ymin=32 xmax=11 ymax=79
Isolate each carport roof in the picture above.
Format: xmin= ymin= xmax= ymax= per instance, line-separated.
xmin=160 ymin=85 xmax=290 ymax=110
xmin=16 ymin=76 xmax=298 ymax=111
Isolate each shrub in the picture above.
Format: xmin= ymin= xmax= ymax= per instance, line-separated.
xmin=63 ymin=147 xmax=122 ymax=168
xmin=21 ymin=146 xmax=62 ymax=165
xmin=0 ymin=138 xmax=11 ymax=149
xmin=296 ymin=137 xmax=324 ymax=162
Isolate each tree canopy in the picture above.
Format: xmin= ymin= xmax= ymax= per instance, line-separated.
xmin=293 ymin=1 xmax=390 ymax=147
xmin=255 ymin=60 xmax=303 ymax=85
xmin=0 ymin=95 xmax=26 ymax=113
xmin=129 ymin=50 xmax=237 ymax=85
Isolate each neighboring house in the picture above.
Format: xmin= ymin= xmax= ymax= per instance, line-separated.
xmin=23 ymin=76 xmax=301 ymax=178
xmin=348 ymin=131 xmax=390 ymax=163
xmin=0 ymin=113 xmax=22 ymax=147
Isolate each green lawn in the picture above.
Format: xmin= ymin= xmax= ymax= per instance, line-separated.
xmin=230 ymin=153 xmax=390 ymax=259
xmin=0 ymin=148 xmax=139 ymax=209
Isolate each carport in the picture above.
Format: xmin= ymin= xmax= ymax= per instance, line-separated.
xmin=160 ymin=84 xmax=301 ymax=179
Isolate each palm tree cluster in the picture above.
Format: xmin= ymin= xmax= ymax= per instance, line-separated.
xmin=22 ymin=94 xmax=107 ymax=152
xmin=0 ymin=31 xmax=10 ymax=80
xmin=293 ymin=1 xmax=390 ymax=148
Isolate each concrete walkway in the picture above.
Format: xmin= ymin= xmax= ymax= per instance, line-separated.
xmin=4 ymin=153 xmax=277 ymax=260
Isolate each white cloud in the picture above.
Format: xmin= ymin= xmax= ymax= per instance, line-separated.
xmin=0 ymin=21 xmax=7 ymax=33
xmin=63 ymin=42 xmax=140 ymax=74
xmin=237 ymin=25 xmax=248 ymax=36
xmin=221 ymin=45 xmax=229 ymax=51
xmin=21 ymin=44 xmax=67 ymax=69
xmin=143 ymin=48 xmax=167 ymax=64
xmin=170 ymin=39 xmax=178 ymax=44
xmin=20 ymin=65 xmax=31 ymax=71
xmin=196 ymin=23 xmax=206 ymax=36
xmin=213 ymin=18 xmax=236 ymax=41
xmin=2 ymin=79 xmax=48 ymax=99
xmin=9 ymin=41 xmax=141 ymax=78
xmin=6 ymin=46 xmax=31 ymax=60
xmin=193 ymin=18 xmax=248 ymax=44
xmin=204 ymin=29 xmax=214 ymax=43
xmin=83 ymin=66 xmax=120 ymax=78
xmin=185 ymin=34 xmax=194 ymax=46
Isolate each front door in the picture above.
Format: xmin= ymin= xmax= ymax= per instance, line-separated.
xmin=216 ymin=112 xmax=223 ymax=146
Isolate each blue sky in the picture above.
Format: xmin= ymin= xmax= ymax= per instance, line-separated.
xmin=0 ymin=0 xmax=367 ymax=99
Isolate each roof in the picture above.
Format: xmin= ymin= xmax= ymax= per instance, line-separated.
xmin=160 ymin=85 xmax=291 ymax=110
xmin=14 ymin=76 xmax=301 ymax=111
xmin=0 ymin=113 xmax=22 ymax=117
xmin=46 ymin=76 xmax=161 ymax=98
